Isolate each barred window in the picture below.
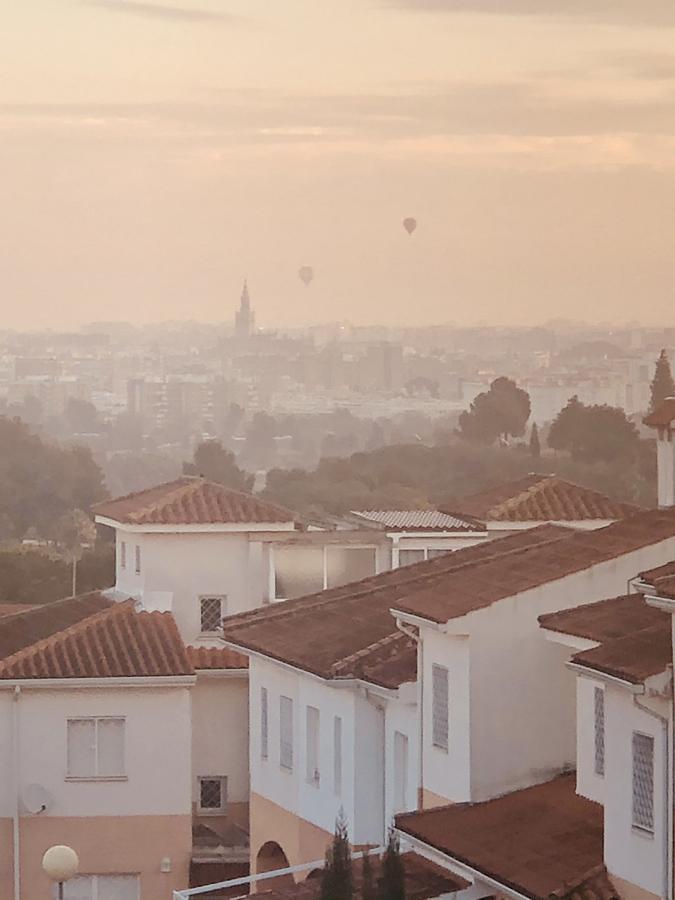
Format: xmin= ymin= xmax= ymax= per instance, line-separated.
xmin=200 ymin=596 xmax=226 ymax=634
xmin=306 ymin=706 xmax=320 ymax=786
xmin=134 ymin=545 xmax=141 ymax=575
xmin=261 ymin=687 xmax=269 ymax=760
xmin=120 ymin=541 xmax=127 ymax=570
xmin=199 ymin=776 xmax=227 ymax=812
xmin=432 ymin=663 xmax=449 ymax=751
xmin=280 ymin=696 xmax=293 ymax=771
xmin=632 ymin=732 xmax=654 ymax=832
xmin=333 ymin=716 xmax=342 ymax=796
xmin=594 ymin=687 xmax=605 ymax=777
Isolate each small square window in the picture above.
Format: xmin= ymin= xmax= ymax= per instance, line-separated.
xmin=200 ymin=596 xmax=226 ymax=634
xmin=199 ymin=776 xmax=227 ymax=813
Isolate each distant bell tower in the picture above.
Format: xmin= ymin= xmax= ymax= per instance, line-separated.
xmin=235 ymin=279 xmax=255 ymax=339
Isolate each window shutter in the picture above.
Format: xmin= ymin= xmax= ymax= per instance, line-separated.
xmin=261 ymin=687 xmax=269 ymax=760
xmin=394 ymin=731 xmax=409 ymax=813
xmin=333 ymin=716 xmax=342 ymax=796
xmin=632 ymin=732 xmax=654 ymax=831
xmin=280 ymin=696 xmax=293 ymax=770
xmin=306 ymin=706 xmax=320 ymax=785
xmin=97 ymin=718 xmax=125 ymax=777
xmin=593 ymin=687 xmax=605 ymax=777
xmin=67 ymin=719 xmax=96 ymax=777
xmin=431 ymin=664 xmax=449 ymax=751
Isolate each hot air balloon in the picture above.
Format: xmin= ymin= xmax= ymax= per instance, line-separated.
xmin=298 ymin=266 xmax=314 ymax=286
xmin=403 ymin=217 xmax=417 ymax=236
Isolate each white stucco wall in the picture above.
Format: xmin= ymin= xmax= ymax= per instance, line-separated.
xmin=382 ymin=684 xmax=418 ymax=827
xmin=604 ymin=685 xmax=669 ymax=899
xmin=191 ymin=675 xmax=249 ymax=807
xmin=0 ymin=684 xmax=192 ymax=819
xmin=576 ymin=675 xmax=605 ymax=804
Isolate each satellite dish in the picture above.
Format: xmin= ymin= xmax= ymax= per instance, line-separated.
xmin=23 ymin=783 xmax=51 ymax=814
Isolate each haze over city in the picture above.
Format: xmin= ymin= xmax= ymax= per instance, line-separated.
xmin=4 ymin=0 xmax=675 ymax=329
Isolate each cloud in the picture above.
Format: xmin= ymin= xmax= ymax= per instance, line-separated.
xmin=383 ymin=0 xmax=675 ymax=27
xmin=84 ymin=0 xmax=240 ymax=24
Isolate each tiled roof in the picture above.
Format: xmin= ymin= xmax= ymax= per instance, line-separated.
xmin=654 ymin=575 xmax=675 ymax=599
xmin=351 ymin=510 xmax=483 ymax=532
xmin=396 ymin=774 xmax=609 ymax=900
xmin=222 ymin=525 xmax=570 ymax=686
xmin=186 ymin=645 xmax=249 ymax=670
xmin=539 ymin=593 xmax=665 ymax=643
xmin=639 ymin=559 xmax=675 ymax=584
xmin=0 ymin=600 xmax=194 ymax=679
xmin=93 ymin=477 xmax=297 ymax=526
xmin=643 ymin=397 xmax=675 ymax=428
xmin=247 ymin=853 xmax=469 ymax=900
xmin=396 ymin=506 xmax=675 ymax=624
xmin=0 ymin=604 xmax=35 ymax=618
xmin=0 ymin=592 xmax=112 ymax=662
xmin=449 ymin=474 xmax=640 ymax=522
xmin=572 ymin=621 xmax=671 ymax=685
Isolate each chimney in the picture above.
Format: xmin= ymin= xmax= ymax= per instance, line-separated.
xmin=644 ymin=397 xmax=675 ymax=508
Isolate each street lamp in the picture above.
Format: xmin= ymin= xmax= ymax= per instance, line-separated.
xmin=42 ymin=845 xmax=79 ymax=900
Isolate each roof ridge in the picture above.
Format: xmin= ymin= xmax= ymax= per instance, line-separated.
xmin=0 ymin=590 xmax=109 ymax=625
xmin=92 ymin=477 xmax=191 ymax=512
xmin=0 ymin=600 xmax=136 ymax=675
xmin=330 ymin=630 xmax=407 ymax=675
xmin=224 ymin=530 xmax=570 ymax=633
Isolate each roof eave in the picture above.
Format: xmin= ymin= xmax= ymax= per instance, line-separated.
xmin=566 ymin=660 xmax=645 ymax=692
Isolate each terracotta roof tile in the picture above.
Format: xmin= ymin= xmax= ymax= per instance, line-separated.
xmin=571 ymin=621 xmax=671 ymax=684
xmin=187 ymin=645 xmax=249 ymax=670
xmin=396 ymin=506 xmax=675 ymax=624
xmin=449 ymin=474 xmax=640 ymax=523
xmin=0 ymin=601 xmax=194 ymax=679
xmin=222 ymin=525 xmax=570 ymax=686
xmin=0 ymin=592 xmax=112 ymax=662
xmin=351 ymin=510 xmax=483 ymax=532
xmin=654 ymin=575 xmax=675 ymax=599
xmin=93 ymin=477 xmax=297 ymax=526
xmin=639 ymin=559 xmax=675 ymax=584
xmin=396 ymin=774 xmax=605 ymax=900
xmin=539 ymin=593 xmax=665 ymax=643
xmin=0 ymin=604 xmax=35 ymax=618
xmin=643 ymin=397 xmax=675 ymax=428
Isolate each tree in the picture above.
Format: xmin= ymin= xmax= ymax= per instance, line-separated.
xmin=379 ymin=828 xmax=405 ymax=900
xmin=183 ymin=440 xmax=253 ymax=492
xmin=321 ymin=812 xmax=353 ymax=900
xmin=361 ymin=852 xmax=377 ymax=900
xmin=650 ymin=349 xmax=675 ymax=412
xmin=529 ymin=423 xmax=541 ymax=459
xmin=64 ymin=397 xmax=102 ymax=434
xmin=54 ymin=509 xmax=98 ymax=597
xmin=459 ymin=377 xmax=530 ymax=445
xmin=548 ymin=397 xmax=641 ymax=464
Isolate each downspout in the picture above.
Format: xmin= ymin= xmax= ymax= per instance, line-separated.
xmin=12 ymin=685 xmax=21 ymax=900
xmin=634 ymin=693 xmax=671 ymax=900
xmin=396 ymin=620 xmax=423 ymax=810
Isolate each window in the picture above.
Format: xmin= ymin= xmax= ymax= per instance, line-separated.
xmin=280 ymin=696 xmax=293 ymax=771
xmin=58 ymin=874 xmax=139 ymax=900
xmin=274 ymin=546 xmax=324 ymax=600
xmin=394 ymin=731 xmax=409 ymax=813
xmin=632 ymin=732 xmax=655 ymax=832
xmin=427 ymin=548 xmax=451 ymax=560
xmin=261 ymin=687 xmax=269 ymax=760
xmin=200 ymin=596 xmax=226 ymax=634
xmin=67 ymin=718 xmax=125 ymax=779
xmin=326 ymin=547 xmax=377 ymax=589
xmin=306 ymin=706 xmax=320 ymax=786
xmin=120 ymin=541 xmax=127 ymax=570
xmin=134 ymin=545 xmax=141 ymax=575
xmin=594 ymin=687 xmax=605 ymax=777
xmin=198 ymin=776 xmax=227 ymax=813
xmin=432 ymin=664 xmax=449 ymax=751
xmin=333 ymin=716 xmax=342 ymax=796
xmin=399 ymin=549 xmax=425 ymax=567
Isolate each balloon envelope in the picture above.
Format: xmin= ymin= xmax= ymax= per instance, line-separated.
xmin=298 ymin=266 xmax=314 ymax=286
xmin=403 ymin=217 xmax=417 ymax=235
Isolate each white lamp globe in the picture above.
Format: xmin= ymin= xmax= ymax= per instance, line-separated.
xmin=42 ymin=845 xmax=79 ymax=882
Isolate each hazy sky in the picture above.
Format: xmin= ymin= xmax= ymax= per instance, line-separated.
xmin=3 ymin=1 xmax=675 ymax=330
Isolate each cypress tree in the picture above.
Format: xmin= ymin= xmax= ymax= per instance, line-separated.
xmin=361 ymin=851 xmax=377 ymax=900
xmin=650 ymin=349 xmax=675 ymax=411
xmin=378 ymin=828 xmax=405 ymax=900
xmin=321 ymin=812 xmax=353 ymax=900
xmin=529 ymin=423 xmax=541 ymax=459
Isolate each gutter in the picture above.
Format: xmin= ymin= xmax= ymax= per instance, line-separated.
xmin=12 ymin=685 xmax=20 ymax=900
xmin=0 ymin=675 xmax=196 ymax=691
xmin=565 ymin=661 xmax=645 ymax=693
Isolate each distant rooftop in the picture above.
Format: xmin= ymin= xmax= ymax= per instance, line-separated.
xmin=93 ymin=477 xmax=297 ymax=527
xmin=351 ymin=509 xmax=483 ymax=532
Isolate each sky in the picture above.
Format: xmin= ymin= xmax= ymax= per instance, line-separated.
xmin=3 ymin=1 xmax=675 ymax=330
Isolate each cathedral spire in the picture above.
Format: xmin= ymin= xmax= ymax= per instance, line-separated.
xmin=235 ymin=279 xmax=255 ymax=338
xmin=241 ymin=279 xmax=250 ymax=311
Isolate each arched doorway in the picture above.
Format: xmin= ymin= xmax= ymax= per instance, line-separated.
xmin=256 ymin=841 xmax=294 ymax=891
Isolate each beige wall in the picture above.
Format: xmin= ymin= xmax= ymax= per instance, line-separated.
xmin=250 ymin=791 xmax=332 ymax=877
xmin=0 ymin=814 xmax=191 ymax=900
xmin=609 ymin=873 xmax=662 ymax=900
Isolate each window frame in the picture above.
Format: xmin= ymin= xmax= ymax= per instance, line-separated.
xmin=306 ymin=705 xmax=320 ymax=787
xmin=273 ymin=544 xmax=378 ymax=600
xmin=393 ymin=730 xmax=409 ymax=814
xmin=333 ymin=715 xmax=342 ymax=796
xmin=279 ymin=695 xmax=294 ymax=772
xmin=66 ymin=716 xmax=126 ymax=781
xmin=120 ymin=541 xmax=127 ymax=570
xmin=199 ymin=595 xmax=227 ymax=635
xmin=593 ymin=686 xmax=605 ymax=778
xmin=134 ymin=544 xmax=141 ymax=575
xmin=56 ymin=873 xmax=140 ymax=900
xmin=197 ymin=775 xmax=228 ymax=815
xmin=261 ymin=686 xmax=269 ymax=760
xmin=431 ymin=663 xmax=449 ymax=752
xmin=632 ymin=730 xmax=655 ymax=834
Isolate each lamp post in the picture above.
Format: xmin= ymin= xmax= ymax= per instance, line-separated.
xmin=42 ymin=845 xmax=79 ymax=900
